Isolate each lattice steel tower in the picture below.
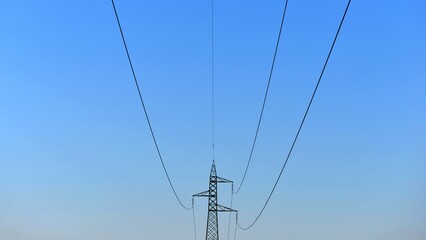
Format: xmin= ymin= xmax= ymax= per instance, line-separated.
xmin=194 ymin=160 xmax=237 ymax=240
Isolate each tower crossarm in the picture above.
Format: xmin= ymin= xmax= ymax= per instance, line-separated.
xmin=216 ymin=204 xmax=237 ymax=212
xmin=215 ymin=176 xmax=233 ymax=183
xmin=193 ymin=190 xmax=210 ymax=197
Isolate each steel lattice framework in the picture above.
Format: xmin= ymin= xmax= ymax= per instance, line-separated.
xmin=194 ymin=161 xmax=237 ymax=240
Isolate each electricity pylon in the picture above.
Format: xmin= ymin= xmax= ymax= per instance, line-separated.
xmin=194 ymin=160 xmax=237 ymax=240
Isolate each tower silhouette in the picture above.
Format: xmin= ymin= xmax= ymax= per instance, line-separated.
xmin=194 ymin=160 xmax=237 ymax=240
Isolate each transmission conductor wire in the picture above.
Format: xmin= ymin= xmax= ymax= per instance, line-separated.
xmin=237 ymin=0 xmax=352 ymax=230
xmin=234 ymin=214 xmax=238 ymax=240
xmin=227 ymin=184 xmax=234 ymax=240
xmin=192 ymin=198 xmax=198 ymax=240
xmin=211 ymin=0 xmax=215 ymax=161
xmin=234 ymin=0 xmax=289 ymax=194
xmin=111 ymin=0 xmax=191 ymax=210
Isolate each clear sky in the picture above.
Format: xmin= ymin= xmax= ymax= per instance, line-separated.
xmin=1 ymin=0 xmax=425 ymax=240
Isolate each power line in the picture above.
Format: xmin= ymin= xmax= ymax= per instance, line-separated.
xmin=111 ymin=0 xmax=191 ymax=210
xmin=234 ymin=0 xmax=289 ymax=194
xmin=237 ymin=0 xmax=352 ymax=230
xmin=192 ymin=198 xmax=198 ymax=240
xmin=227 ymin=184 xmax=234 ymax=240
xmin=234 ymin=214 xmax=238 ymax=240
xmin=211 ymin=0 xmax=215 ymax=161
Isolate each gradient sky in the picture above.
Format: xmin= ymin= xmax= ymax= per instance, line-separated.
xmin=1 ymin=0 xmax=425 ymax=240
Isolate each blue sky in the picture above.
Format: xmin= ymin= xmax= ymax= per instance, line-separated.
xmin=1 ymin=0 xmax=425 ymax=239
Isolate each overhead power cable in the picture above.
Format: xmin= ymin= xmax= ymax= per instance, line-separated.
xmin=234 ymin=0 xmax=289 ymax=194
xmin=227 ymin=184 xmax=234 ymax=240
xmin=211 ymin=0 xmax=215 ymax=161
xmin=192 ymin=198 xmax=198 ymax=240
xmin=234 ymin=214 xmax=239 ymax=240
xmin=111 ymin=0 xmax=191 ymax=210
xmin=238 ymin=0 xmax=352 ymax=230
